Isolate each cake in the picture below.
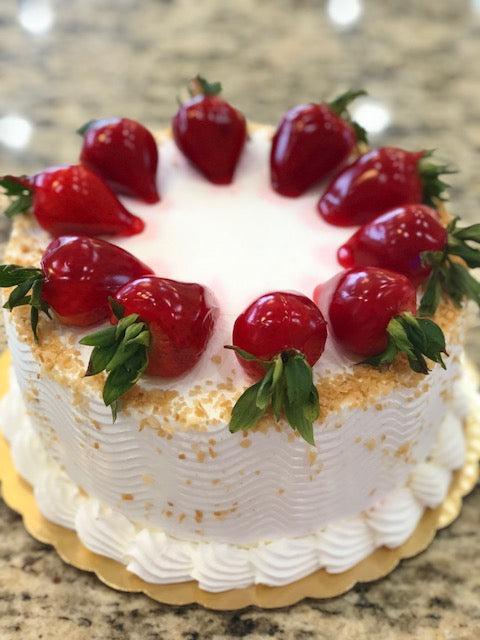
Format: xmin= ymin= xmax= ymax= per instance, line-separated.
xmin=0 ymin=88 xmax=479 ymax=598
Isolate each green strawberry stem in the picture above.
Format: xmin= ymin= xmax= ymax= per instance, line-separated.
xmin=76 ymin=120 xmax=98 ymax=136
xmin=0 ymin=264 xmax=50 ymax=341
xmin=188 ymin=75 xmax=222 ymax=97
xmin=0 ymin=176 xmax=33 ymax=218
xmin=225 ymin=346 xmax=319 ymax=445
xmin=418 ymin=151 xmax=456 ymax=208
xmin=328 ymin=88 xmax=368 ymax=145
xmin=419 ymin=216 xmax=480 ymax=316
xmin=79 ymin=299 xmax=150 ymax=421
xmin=361 ymin=312 xmax=447 ymax=374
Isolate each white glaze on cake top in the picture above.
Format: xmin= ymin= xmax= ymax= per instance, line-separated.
xmin=115 ymin=128 xmax=348 ymax=316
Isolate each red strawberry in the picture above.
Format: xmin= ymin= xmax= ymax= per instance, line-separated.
xmin=337 ymin=207 xmax=480 ymax=317
xmin=225 ymin=292 xmax=327 ymax=444
xmin=172 ymin=75 xmax=247 ymax=184
xmin=270 ymin=89 xmax=367 ymax=197
xmin=0 ymin=236 xmax=154 ymax=338
xmin=232 ymin=292 xmax=327 ymax=378
xmin=80 ymin=276 xmax=217 ymax=419
xmin=0 ymin=166 xmax=144 ymax=237
xmin=78 ymin=118 xmax=160 ymax=203
xmin=317 ymin=146 xmax=452 ymax=226
xmin=337 ymin=204 xmax=447 ymax=286
xmin=317 ymin=266 xmax=447 ymax=373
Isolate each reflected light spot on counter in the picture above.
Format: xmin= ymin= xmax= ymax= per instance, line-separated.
xmin=18 ymin=0 xmax=54 ymax=35
xmin=0 ymin=114 xmax=33 ymax=150
xmin=327 ymin=0 xmax=363 ymax=28
xmin=351 ymin=99 xmax=391 ymax=135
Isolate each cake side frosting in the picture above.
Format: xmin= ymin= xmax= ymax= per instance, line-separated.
xmin=3 ymin=297 xmax=465 ymax=545
xmin=0 ymin=362 xmax=473 ymax=591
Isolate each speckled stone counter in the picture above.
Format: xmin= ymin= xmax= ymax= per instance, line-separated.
xmin=1 ymin=1 xmax=480 ymax=637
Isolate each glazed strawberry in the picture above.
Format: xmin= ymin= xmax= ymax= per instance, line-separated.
xmin=337 ymin=204 xmax=447 ymax=286
xmin=270 ymin=89 xmax=367 ymax=197
xmin=78 ymin=118 xmax=160 ymax=203
xmin=0 ymin=166 xmax=144 ymax=237
xmin=0 ymin=236 xmax=153 ymax=339
xmin=225 ymin=292 xmax=327 ymax=444
xmin=317 ymin=146 xmax=452 ymax=226
xmin=80 ymin=276 xmax=217 ymax=419
xmin=317 ymin=267 xmax=447 ymax=373
xmin=172 ymin=75 xmax=247 ymax=184
xmin=232 ymin=292 xmax=327 ymax=378
xmin=337 ymin=207 xmax=480 ymax=316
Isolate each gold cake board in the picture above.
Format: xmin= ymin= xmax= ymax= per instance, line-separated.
xmin=0 ymin=349 xmax=479 ymax=610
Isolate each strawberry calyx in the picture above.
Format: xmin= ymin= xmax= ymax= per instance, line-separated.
xmin=419 ymin=216 xmax=480 ymax=316
xmin=360 ymin=311 xmax=447 ymax=374
xmin=418 ymin=151 xmax=456 ymax=208
xmin=80 ymin=298 xmax=150 ymax=421
xmin=76 ymin=119 xmax=102 ymax=137
xmin=0 ymin=176 xmax=33 ymax=218
xmin=0 ymin=264 xmax=50 ymax=341
xmin=188 ymin=75 xmax=222 ymax=97
xmin=327 ymin=88 xmax=368 ymax=145
xmin=225 ymin=346 xmax=319 ymax=445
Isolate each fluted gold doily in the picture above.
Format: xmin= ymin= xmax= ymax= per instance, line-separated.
xmin=0 ymin=350 xmax=479 ymax=610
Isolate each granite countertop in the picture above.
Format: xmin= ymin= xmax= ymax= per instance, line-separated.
xmin=1 ymin=1 xmax=480 ymax=637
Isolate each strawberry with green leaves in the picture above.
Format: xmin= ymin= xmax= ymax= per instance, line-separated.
xmin=316 ymin=266 xmax=447 ymax=373
xmin=225 ymin=291 xmax=328 ymax=445
xmin=0 ymin=236 xmax=153 ymax=340
xmin=336 ymin=205 xmax=480 ymax=316
xmin=80 ymin=276 xmax=217 ymax=419
xmin=172 ymin=75 xmax=247 ymax=184
xmin=337 ymin=204 xmax=446 ymax=285
xmin=78 ymin=117 xmax=160 ymax=203
xmin=270 ymin=89 xmax=367 ymax=197
xmin=1 ymin=165 xmax=144 ymax=237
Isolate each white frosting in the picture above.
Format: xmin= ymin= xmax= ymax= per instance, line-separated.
xmin=5 ymin=323 xmax=462 ymax=545
xmin=0 ymin=368 xmax=472 ymax=591
xmin=116 ymin=130 xmax=347 ymax=324
xmin=317 ymin=519 xmax=376 ymax=574
xmin=365 ymin=487 xmax=424 ymax=549
xmin=428 ymin=413 xmax=466 ymax=471
xmin=75 ymin=502 xmax=136 ymax=564
xmin=408 ymin=462 xmax=451 ymax=508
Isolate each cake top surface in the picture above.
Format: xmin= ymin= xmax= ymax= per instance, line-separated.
xmin=113 ymin=128 xmax=348 ymax=320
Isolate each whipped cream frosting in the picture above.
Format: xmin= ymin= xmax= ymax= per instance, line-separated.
xmin=1 ymin=363 xmax=475 ymax=591
xmin=115 ymin=129 xmax=348 ymax=318
xmin=4 ymin=316 xmax=464 ymax=545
